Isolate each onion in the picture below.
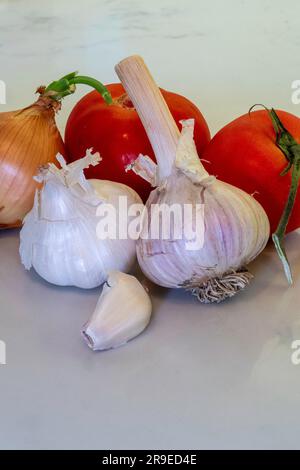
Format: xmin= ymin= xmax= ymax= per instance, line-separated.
xmin=0 ymin=72 xmax=112 ymax=228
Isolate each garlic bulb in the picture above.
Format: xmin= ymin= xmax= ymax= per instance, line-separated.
xmin=115 ymin=55 xmax=270 ymax=303
xmin=20 ymin=150 xmax=142 ymax=289
xmin=82 ymin=271 xmax=152 ymax=350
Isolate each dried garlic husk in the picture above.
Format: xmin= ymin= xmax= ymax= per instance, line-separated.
xmin=19 ymin=150 xmax=142 ymax=289
xmin=82 ymin=271 xmax=152 ymax=350
xmin=115 ymin=55 xmax=270 ymax=303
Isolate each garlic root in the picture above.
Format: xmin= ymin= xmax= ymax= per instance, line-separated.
xmin=182 ymin=270 xmax=254 ymax=304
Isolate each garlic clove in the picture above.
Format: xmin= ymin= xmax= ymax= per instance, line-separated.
xmin=82 ymin=271 xmax=152 ymax=351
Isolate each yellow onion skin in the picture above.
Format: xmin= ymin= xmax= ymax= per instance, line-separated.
xmin=0 ymin=98 xmax=65 ymax=228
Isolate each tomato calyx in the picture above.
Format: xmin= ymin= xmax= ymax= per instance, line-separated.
xmin=41 ymin=71 xmax=113 ymax=104
xmin=115 ymin=93 xmax=135 ymax=109
xmin=250 ymin=104 xmax=300 ymax=284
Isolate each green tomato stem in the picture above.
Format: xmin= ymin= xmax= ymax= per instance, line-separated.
xmin=272 ymin=149 xmax=300 ymax=285
xmin=251 ymin=105 xmax=300 ymax=284
xmin=70 ymin=76 xmax=113 ymax=104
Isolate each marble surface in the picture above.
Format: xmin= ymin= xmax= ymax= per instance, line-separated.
xmin=1 ymin=0 xmax=300 ymax=450
xmin=1 ymin=0 xmax=300 ymax=135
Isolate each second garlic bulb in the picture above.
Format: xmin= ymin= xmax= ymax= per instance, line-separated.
xmin=20 ymin=150 xmax=142 ymax=288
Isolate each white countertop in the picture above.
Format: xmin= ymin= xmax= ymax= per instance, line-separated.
xmin=1 ymin=0 xmax=300 ymax=450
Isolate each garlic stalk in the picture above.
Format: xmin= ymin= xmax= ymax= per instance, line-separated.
xmin=115 ymin=55 xmax=270 ymax=303
xmin=19 ymin=150 xmax=142 ymax=289
xmin=82 ymin=271 xmax=152 ymax=350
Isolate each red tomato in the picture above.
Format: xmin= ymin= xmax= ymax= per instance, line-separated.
xmin=202 ymin=109 xmax=300 ymax=234
xmin=65 ymin=83 xmax=210 ymax=201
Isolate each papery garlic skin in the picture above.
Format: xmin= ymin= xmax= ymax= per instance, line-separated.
xmin=19 ymin=151 xmax=142 ymax=289
xmin=82 ymin=271 xmax=152 ymax=350
xmin=137 ymin=175 xmax=269 ymax=287
xmin=136 ymin=120 xmax=270 ymax=302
